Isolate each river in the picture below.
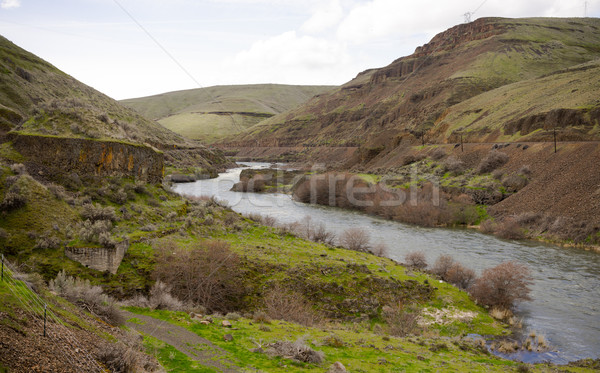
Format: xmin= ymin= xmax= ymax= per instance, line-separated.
xmin=174 ymin=163 xmax=600 ymax=364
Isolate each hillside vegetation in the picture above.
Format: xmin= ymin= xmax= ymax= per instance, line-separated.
xmin=230 ymin=17 xmax=600 ymax=148
xmin=121 ymin=84 xmax=334 ymax=143
xmin=0 ymin=35 xmax=230 ymax=177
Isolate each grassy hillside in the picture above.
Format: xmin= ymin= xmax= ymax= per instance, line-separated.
xmin=232 ymin=18 xmax=600 ymax=148
xmin=121 ymin=84 xmax=334 ymax=143
xmin=0 ymin=35 xmax=231 ymax=178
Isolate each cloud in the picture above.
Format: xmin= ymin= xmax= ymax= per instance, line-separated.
xmin=301 ymin=0 xmax=344 ymax=34
xmin=227 ymin=30 xmax=352 ymax=84
xmin=1 ymin=0 xmax=21 ymax=9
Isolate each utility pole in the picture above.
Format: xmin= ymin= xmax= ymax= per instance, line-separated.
xmin=464 ymin=12 xmax=472 ymax=23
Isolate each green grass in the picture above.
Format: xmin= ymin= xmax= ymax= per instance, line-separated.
xmin=121 ymin=84 xmax=334 ymax=143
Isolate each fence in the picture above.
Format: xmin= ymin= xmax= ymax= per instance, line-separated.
xmin=0 ymin=254 xmax=105 ymax=372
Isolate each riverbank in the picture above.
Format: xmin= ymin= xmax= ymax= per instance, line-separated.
xmin=175 ymin=163 xmax=600 ymax=364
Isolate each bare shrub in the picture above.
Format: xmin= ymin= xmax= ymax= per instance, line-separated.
xmin=515 ymin=212 xmax=541 ymax=225
xmin=383 ymin=303 xmax=420 ymax=337
xmin=405 ymin=251 xmax=427 ymax=270
xmin=469 ymin=261 xmax=533 ymax=309
xmin=443 ymin=157 xmax=465 ymax=175
xmin=149 ymin=281 xmax=183 ymax=310
xmin=476 ymin=150 xmax=509 ymax=174
xmin=2 ymin=189 xmax=27 ymax=210
xmin=444 ymin=263 xmax=476 ymax=290
xmin=479 ymin=219 xmax=496 ymax=234
xmin=495 ymin=218 xmax=524 ymax=240
xmin=430 ymin=147 xmax=446 ymax=160
xmin=153 ymin=240 xmax=246 ymax=313
xmin=339 ymin=228 xmax=370 ymax=252
xmin=253 ymin=310 xmax=271 ymax=324
xmin=97 ymin=331 xmax=161 ymax=373
xmin=34 ymin=233 xmax=61 ymax=249
xmin=266 ymin=338 xmax=325 ymax=364
xmin=518 ymin=165 xmax=532 ymax=177
xmin=502 ymin=174 xmax=528 ymax=193
xmin=263 ymin=284 xmax=319 ymax=326
xmin=431 ymin=254 xmax=455 ymax=277
xmin=49 ymin=270 xmax=124 ymax=325
xmin=47 ymin=183 xmax=67 ymax=200
xmin=10 ymin=163 xmax=27 ymax=175
xmin=372 ymin=242 xmax=389 ymax=257
xmin=81 ymin=203 xmax=117 ymax=222
xmin=470 ymin=188 xmax=502 ymax=205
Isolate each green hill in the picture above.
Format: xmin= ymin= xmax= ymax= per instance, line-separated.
xmin=121 ymin=84 xmax=335 ymax=143
xmin=0 ymin=35 xmax=231 ymax=179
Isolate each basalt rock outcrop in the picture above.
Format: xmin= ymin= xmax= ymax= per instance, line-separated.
xmin=8 ymin=133 xmax=164 ymax=183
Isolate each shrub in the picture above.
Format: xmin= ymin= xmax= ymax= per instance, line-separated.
xmin=430 ymin=148 xmax=446 ymax=160
xmin=518 ymin=165 xmax=532 ymax=177
xmin=479 ymin=219 xmax=496 ymax=234
xmin=225 ymin=312 xmax=241 ymax=321
xmin=263 ymin=284 xmax=319 ymax=326
xmin=469 ymin=261 xmax=533 ymax=309
xmin=49 ymin=270 xmax=124 ymax=325
xmin=47 ymin=183 xmax=67 ymax=200
xmin=153 ymin=240 xmax=246 ymax=313
xmin=81 ymin=203 xmax=117 ymax=222
xmin=34 ymin=233 xmax=61 ymax=250
xmin=405 ymin=251 xmax=427 ymax=270
xmin=431 ymin=254 xmax=455 ymax=277
xmin=495 ymin=218 xmax=524 ymax=240
xmin=443 ymin=157 xmax=465 ymax=175
xmin=149 ymin=280 xmax=183 ymax=311
xmin=444 ymin=263 xmax=476 ymax=290
xmin=382 ymin=303 xmax=420 ymax=337
xmin=10 ymin=163 xmax=27 ymax=175
xmin=502 ymin=174 xmax=528 ymax=193
xmin=97 ymin=331 xmax=161 ymax=373
xmin=372 ymin=242 xmax=389 ymax=257
xmin=339 ymin=228 xmax=370 ymax=252
xmin=1 ymin=189 xmax=27 ymax=211
xmin=476 ymin=150 xmax=509 ymax=174
xmin=253 ymin=310 xmax=272 ymax=324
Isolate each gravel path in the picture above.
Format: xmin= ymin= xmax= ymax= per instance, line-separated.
xmin=123 ymin=311 xmax=239 ymax=373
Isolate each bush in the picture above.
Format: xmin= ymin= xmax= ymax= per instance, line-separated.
xmin=444 ymin=263 xmax=476 ymax=290
xmin=430 ymin=148 xmax=446 ymax=160
xmin=443 ymin=157 xmax=465 ymax=175
xmin=1 ymin=189 xmax=27 ymax=211
xmin=149 ymin=280 xmax=183 ymax=310
xmin=49 ymin=270 xmax=124 ymax=325
xmin=97 ymin=331 xmax=161 ymax=373
xmin=263 ymin=284 xmax=320 ymax=327
xmin=10 ymin=163 xmax=27 ymax=175
xmin=479 ymin=219 xmax=496 ymax=234
xmin=382 ymin=303 xmax=420 ymax=337
xmin=405 ymin=251 xmax=427 ymax=270
xmin=476 ymin=150 xmax=509 ymax=174
xmin=339 ymin=228 xmax=370 ymax=252
xmin=502 ymin=174 xmax=528 ymax=193
xmin=34 ymin=233 xmax=61 ymax=249
xmin=153 ymin=240 xmax=246 ymax=313
xmin=81 ymin=203 xmax=117 ymax=222
xmin=469 ymin=261 xmax=533 ymax=309
xmin=495 ymin=218 xmax=524 ymax=240
xmin=431 ymin=254 xmax=455 ymax=277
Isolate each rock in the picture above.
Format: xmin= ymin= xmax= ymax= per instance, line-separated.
xmin=221 ymin=320 xmax=232 ymax=328
xmin=223 ymin=334 xmax=233 ymax=342
xmin=327 ymin=362 xmax=347 ymax=373
xmin=200 ymin=320 xmax=211 ymax=325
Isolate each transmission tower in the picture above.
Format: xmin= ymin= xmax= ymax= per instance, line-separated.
xmin=464 ymin=12 xmax=473 ymax=23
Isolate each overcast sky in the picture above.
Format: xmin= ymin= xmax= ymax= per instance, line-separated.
xmin=1 ymin=0 xmax=598 ymax=100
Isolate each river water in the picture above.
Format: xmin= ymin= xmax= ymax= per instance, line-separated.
xmin=174 ymin=163 xmax=600 ymax=364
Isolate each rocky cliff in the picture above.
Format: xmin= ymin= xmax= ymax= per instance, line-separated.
xmin=8 ymin=133 xmax=164 ymax=183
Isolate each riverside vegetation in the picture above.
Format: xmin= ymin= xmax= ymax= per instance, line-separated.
xmin=2 ymin=159 xmax=599 ymax=371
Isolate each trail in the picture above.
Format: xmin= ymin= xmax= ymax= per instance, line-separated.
xmin=123 ymin=311 xmax=239 ymax=373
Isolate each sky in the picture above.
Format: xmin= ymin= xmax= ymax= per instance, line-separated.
xmin=0 ymin=0 xmax=598 ymax=100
